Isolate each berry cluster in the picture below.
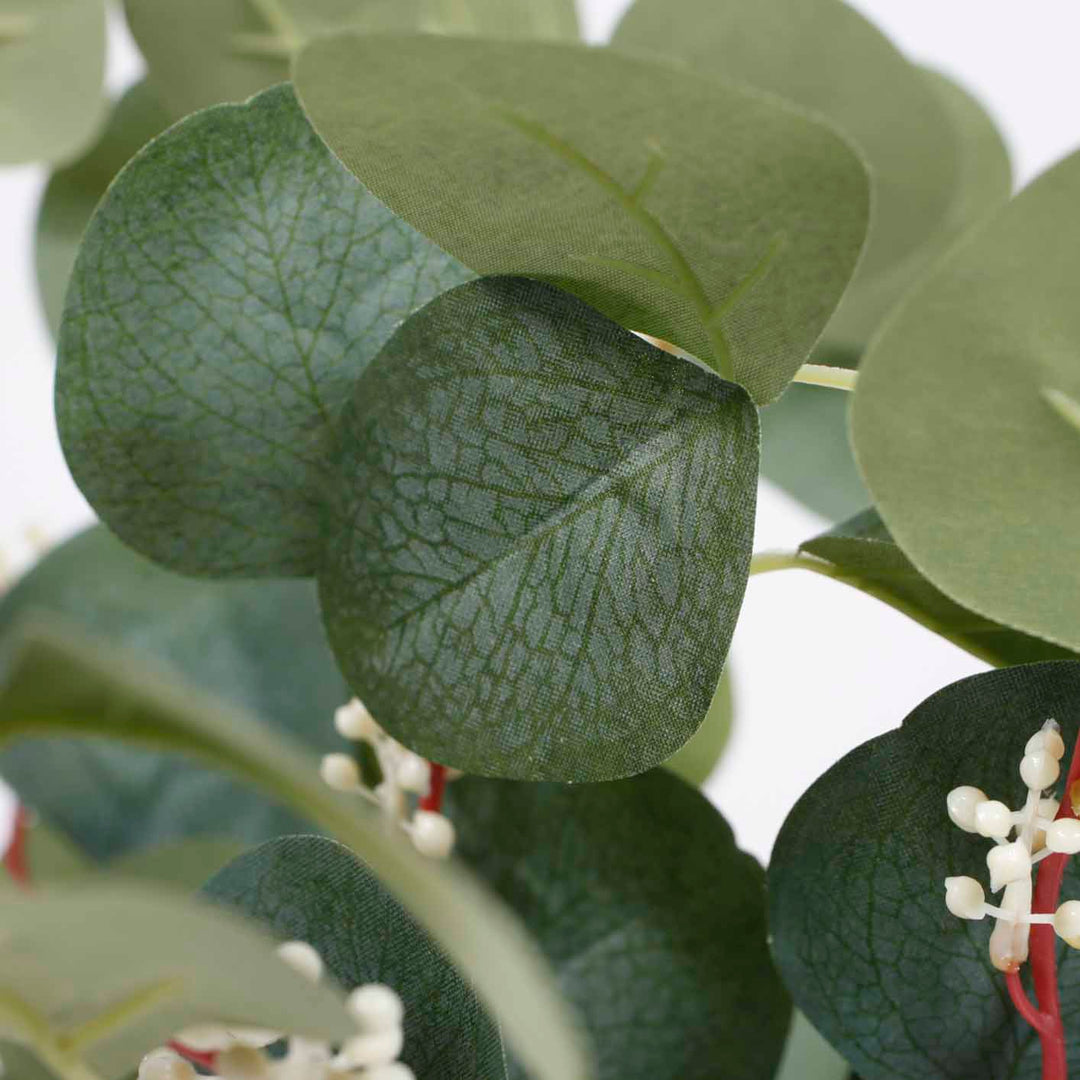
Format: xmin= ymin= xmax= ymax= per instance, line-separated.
xmin=140 ymin=940 xmax=414 ymax=1080
xmin=944 ymin=720 xmax=1080 ymax=970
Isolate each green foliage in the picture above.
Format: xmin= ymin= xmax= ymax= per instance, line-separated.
xmin=769 ymin=661 xmax=1080 ymax=1080
xmin=56 ymin=84 xmax=471 ymax=577
xmin=797 ymin=509 xmax=1075 ymax=666
xmin=663 ymin=668 xmax=733 ymax=786
xmin=36 ymin=81 xmax=171 ymax=338
xmin=853 ymin=149 xmax=1080 ymax=656
xmin=0 ymin=0 xmax=106 ymax=165
xmin=293 ymin=33 xmax=869 ymax=403
xmin=0 ymin=883 xmax=355 ymax=1079
xmin=449 ymin=770 xmax=791 ymax=1080
xmin=319 ymin=276 xmax=758 ymax=781
xmin=0 ymin=525 xmax=347 ymax=860
xmin=0 ymin=618 xmax=590 ymax=1080
xmin=205 ymin=836 xmax=508 ymax=1080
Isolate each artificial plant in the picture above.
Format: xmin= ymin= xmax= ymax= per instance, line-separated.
xmin=0 ymin=0 xmax=1078 ymax=1078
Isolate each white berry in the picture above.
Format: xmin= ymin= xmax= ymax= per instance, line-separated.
xmin=277 ymin=940 xmax=324 ymax=983
xmin=1046 ymin=818 xmax=1080 ymax=854
xmin=987 ymin=840 xmax=1032 ymax=893
xmin=1027 ymin=725 xmax=1066 ymax=761
xmin=975 ymin=799 xmax=1013 ymax=839
xmin=335 ymin=699 xmax=379 ymax=742
xmin=320 ymin=753 xmax=362 ymax=792
xmin=395 ymin=752 xmax=431 ymax=794
xmin=946 ymin=786 xmax=987 ymax=833
xmin=347 ymin=983 xmax=405 ymax=1033
xmin=410 ymin=810 xmax=456 ymax=858
xmin=944 ymin=876 xmax=986 ymax=920
xmin=138 ymin=1049 xmax=197 ymax=1080
xmin=1057 ymin=900 xmax=1080 ymax=947
xmin=1021 ymin=750 xmax=1060 ymax=791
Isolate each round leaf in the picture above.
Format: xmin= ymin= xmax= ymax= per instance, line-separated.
xmin=797 ymin=508 xmax=1075 ymax=666
xmin=293 ymin=33 xmax=870 ymax=403
xmin=35 ymin=81 xmax=171 ymax=339
xmin=449 ymin=769 xmax=791 ymax=1080
xmin=55 ymin=84 xmax=472 ymax=577
xmin=0 ymin=0 xmax=106 ymax=165
xmin=852 ymin=149 xmax=1080 ymax=654
xmin=769 ymin=661 xmax=1080 ymax=1079
xmin=318 ymin=276 xmax=759 ymax=782
xmin=205 ymin=836 xmax=507 ymax=1080
xmin=0 ymin=525 xmax=348 ymax=860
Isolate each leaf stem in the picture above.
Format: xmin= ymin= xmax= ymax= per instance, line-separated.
xmin=789 ymin=364 xmax=858 ymax=392
xmin=62 ymin=980 xmax=181 ymax=1053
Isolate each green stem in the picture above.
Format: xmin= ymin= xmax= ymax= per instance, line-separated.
xmin=789 ymin=364 xmax=858 ymax=392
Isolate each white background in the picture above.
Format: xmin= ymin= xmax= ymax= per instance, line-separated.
xmin=2 ymin=0 xmax=1080 ymax=861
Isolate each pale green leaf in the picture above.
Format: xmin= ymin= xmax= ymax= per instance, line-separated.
xmin=55 ymin=84 xmax=472 ymax=577
xmin=318 ymin=276 xmax=758 ymax=782
xmin=205 ymin=837 xmax=508 ymax=1080
xmin=0 ymin=525 xmax=348 ymax=860
xmin=0 ymin=618 xmax=590 ymax=1080
xmin=793 ymin=508 xmax=1075 ymax=666
xmin=0 ymin=884 xmax=354 ymax=1080
xmin=293 ymin=34 xmax=869 ymax=403
xmin=450 ymin=770 xmax=791 ymax=1080
xmin=662 ymin=667 xmax=733 ymax=786
xmin=35 ymin=81 xmax=171 ymax=338
xmin=769 ymin=661 xmax=1080 ymax=1079
xmin=852 ymin=149 xmax=1080 ymax=654
xmin=0 ymin=0 xmax=106 ymax=165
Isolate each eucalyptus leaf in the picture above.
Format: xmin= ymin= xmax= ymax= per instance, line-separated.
xmin=449 ymin=770 xmax=791 ymax=1080
xmin=0 ymin=618 xmax=590 ymax=1080
xmin=611 ymin=0 xmax=955 ymax=357
xmin=318 ymin=276 xmax=758 ymax=782
xmin=346 ymin=0 xmax=579 ymax=39
xmin=35 ymin=81 xmax=171 ymax=338
xmin=663 ymin=667 xmax=733 ymax=786
xmin=852 ymin=149 xmax=1080 ymax=655
xmin=205 ymin=836 xmax=508 ymax=1080
xmin=0 ymin=525 xmax=348 ymax=860
xmin=793 ymin=508 xmax=1074 ymax=666
xmin=769 ymin=661 xmax=1080 ymax=1080
xmin=757 ymin=68 xmax=1009 ymax=519
xmin=293 ymin=33 xmax=869 ymax=403
xmin=0 ymin=884 xmax=355 ymax=1080
xmin=109 ymin=838 xmax=248 ymax=890
xmin=0 ymin=0 xmax=106 ymax=165
xmin=56 ymin=84 xmax=472 ymax=577
xmin=0 ymin=1043 xmax=56 ymax=1079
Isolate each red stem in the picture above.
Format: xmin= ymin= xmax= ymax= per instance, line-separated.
xmin=167 ymin=1041 xmax=219 ymax=1070
xmin=1021 ymin=726 xmax=1080 ymax=1080
xmin=1007 ymin=968 xmax=1054 ymax=1034
xmin=3 ymin=804 xmax=31 ymax=890
xmin=419 ymin=762 xmax=447 ymax=813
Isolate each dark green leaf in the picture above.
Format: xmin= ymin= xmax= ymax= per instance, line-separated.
xmin=0 ymin=618 xmax=590 ymax=1080
xmin=55 ymin=83 xmax=471 ymax=577
xmin=852 ymin=149 xmax=1080 ymax=654
xmin=205 ymin=836 xmax=508 ymax=1080
xmin=450 ymin=769 xmax=791 ymax=1080
xmin=0 ymin=0 xmax=106 ymax=164
xmin=0 ymin=883 xmax=355 ymax=1079
xmin=663 ymin=667 xmax=733 ymax=786
xmin=769 ymin=661 xmax=1080 ymax=1080
xmin=794 ymin=508 xmax=1075 ymax=666
xmin=35 ymin=81 xmax=171 ymax=338
xmin=317 ymin=276 xmax=758 ymax=782
xmin=0 ymin=525 xmax=348 ymax=860
xmin=293 ymin=33 xmax=869 ymax=403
